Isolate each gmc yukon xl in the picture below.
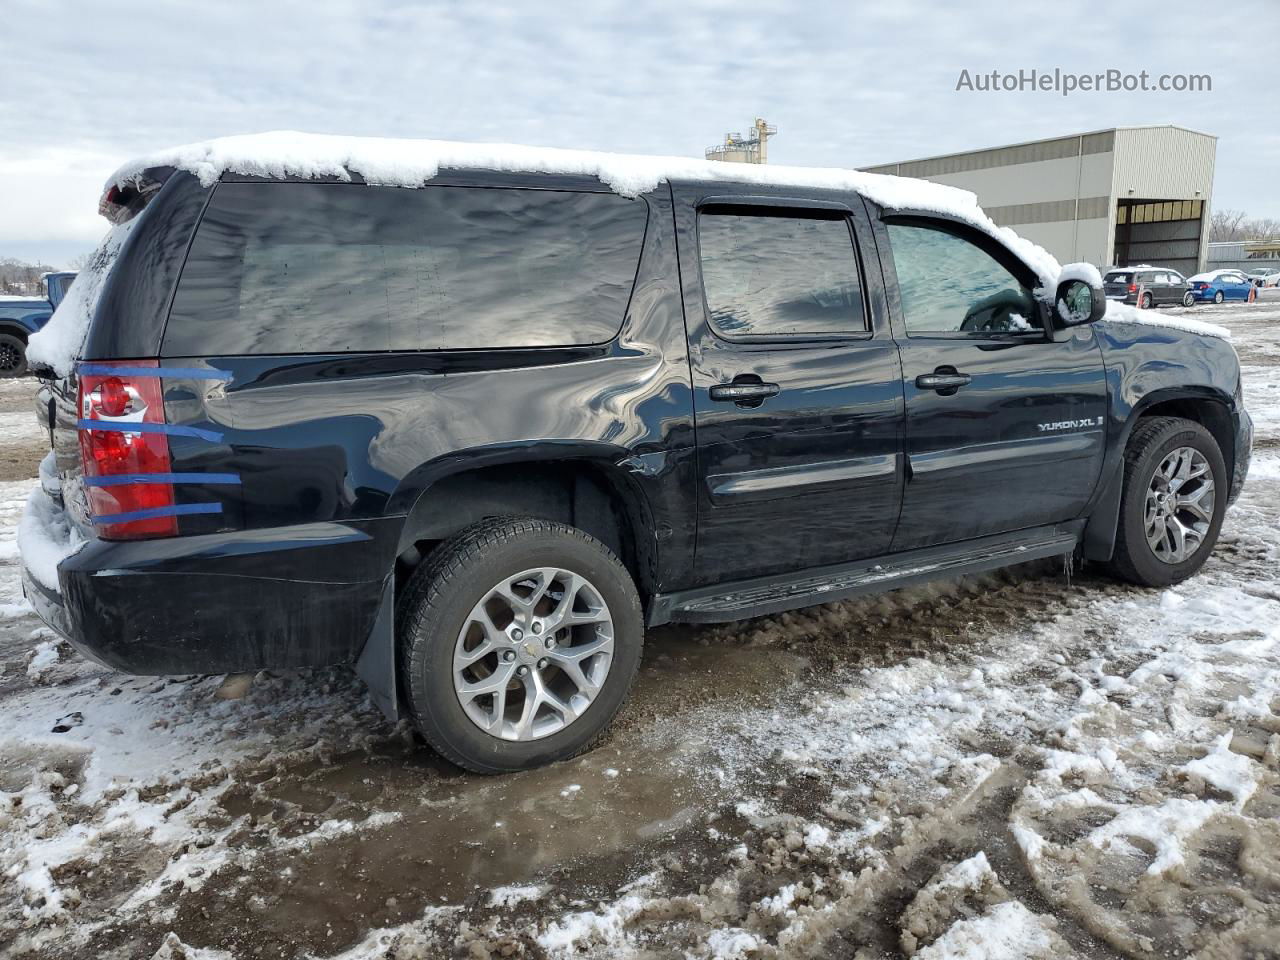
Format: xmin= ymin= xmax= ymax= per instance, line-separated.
xmin=19 ymin=135 xmax=1251 ymax=773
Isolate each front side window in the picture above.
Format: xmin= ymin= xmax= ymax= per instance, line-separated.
xmin=166 ymin=183 xmax=648 ymax=355
xmin=886 ymin=222 xmax=1038 ymax=335
xmin=697 ymin=209 xmax=866 ymax=338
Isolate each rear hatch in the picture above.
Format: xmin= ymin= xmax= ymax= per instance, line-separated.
xmin=1103 ymin=271 xmax=1133 ymax=299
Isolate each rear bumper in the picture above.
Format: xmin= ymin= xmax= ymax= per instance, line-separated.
xmin=22 ymin=517 xmax=398 ymax=675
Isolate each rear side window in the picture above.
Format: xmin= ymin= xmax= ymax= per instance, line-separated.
xmin=697 ymin=209 xmax=866 ymax=338
xmin=165 ymin=183 xmax=648 ymax=355
xmin=1106 ymin=272 xmax=1132 ymax=282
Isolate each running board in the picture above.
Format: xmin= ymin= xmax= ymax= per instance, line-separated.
xmin=649 ymin=526 xmax=1081 ymax=625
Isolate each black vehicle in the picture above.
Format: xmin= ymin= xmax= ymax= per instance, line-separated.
xmin=22 ymin=152 xmax=1251 ymax=773
xmin=1103 ymin=267 xmax=1194 ymax=308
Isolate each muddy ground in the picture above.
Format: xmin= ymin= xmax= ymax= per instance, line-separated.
xmin=2 ymin=298 xmax=1279 ymax=959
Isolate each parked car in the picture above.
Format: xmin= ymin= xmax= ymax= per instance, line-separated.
xmin=1187 ymin=269 xmax=1255 ymax=303
xmin=0 ymin=272 xmax=75 ymax=376
xmin=20 ymin=140 xmax=1251 ymax=774
xmin=1102 ymin=267 xmax=1192 ymax=308
xmin=1246 ymin=267 xmax=1280 ymax=288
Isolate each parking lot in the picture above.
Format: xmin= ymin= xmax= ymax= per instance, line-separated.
xmin=2 ymin=296 xmax=1279 ymax=959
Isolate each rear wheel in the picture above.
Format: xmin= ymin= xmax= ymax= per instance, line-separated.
xmin=1182 ymin=291 xmax=1195 ymax=307
xmin=1214 ymin=290 xmax=1225 ymax=304
xmin=0 ymin=333 xmax=26 ymax=378
xmin=1140 ymin=292 xmax=1153 ymax=309
xmin=397 ymin=517 xmax=643 ymax=773
xmin=1108 ymin=416 xmax=1226 ymax=587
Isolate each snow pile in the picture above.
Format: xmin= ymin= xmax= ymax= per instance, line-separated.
xmin=25 ymin=218 xmax=137 ymax=377
xmin=1180 ymin=730 xmax=1259 ymax=807
xmin=914 ymin=902 xmax=1064 ymax=960
xmin=16 ymin=483 xmax=84 ymax=592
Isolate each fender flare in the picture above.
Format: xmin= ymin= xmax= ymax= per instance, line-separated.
xmin=1082 ymin=386 xmax=1234 ymax=562
xmin=357 ymin=441 xmax=661 ymax=721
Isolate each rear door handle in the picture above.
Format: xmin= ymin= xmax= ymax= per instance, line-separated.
xmin=709 ymin=381 xmax=780 ymax=403
xmin=915 ymin=372 xmax=972 ymax=392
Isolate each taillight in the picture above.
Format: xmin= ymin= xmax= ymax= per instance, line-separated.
xmin=1128 ymin=283 xmax=1137 ymax=293
xmin=77 ymin=360 xmax=177 ymax=539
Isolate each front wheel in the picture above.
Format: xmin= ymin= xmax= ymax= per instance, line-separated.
xmin=0 ymin=332 xmax=26 ymax=378
xmin=1107 ymin=416 xmax=1227 ymax=587
xmin=397 ymin=517 xmax=643 ymax=773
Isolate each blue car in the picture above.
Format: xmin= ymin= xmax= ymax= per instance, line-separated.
xmin=0 ymin=271 xmax=76 ymax=376
xmin=1187 ymin=269 xmax=1255 ymax=304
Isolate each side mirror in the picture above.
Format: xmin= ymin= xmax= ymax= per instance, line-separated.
xmin=1055 ymin=276 xmax=1106 ymax=328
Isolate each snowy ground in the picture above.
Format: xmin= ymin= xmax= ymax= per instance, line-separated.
xmin=2 ymin=298 xmax=1279 ymax=959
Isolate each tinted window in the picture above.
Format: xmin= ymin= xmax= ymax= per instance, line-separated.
xmin=166 ymin=183 xmax=648 ymax=354
xmin=1105 ymin=271 xmax=1133 ymax=283
xmin=697 ymin=210 xmax=865 ymax=337
xmin=886 ymin=222 xmax=1037 ymax=335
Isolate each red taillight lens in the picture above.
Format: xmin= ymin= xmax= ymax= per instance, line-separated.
xmin=1128 ymin=283 xmax=1137 ymax=293
xmin=78 ymin=360 xmax=177 ymax=540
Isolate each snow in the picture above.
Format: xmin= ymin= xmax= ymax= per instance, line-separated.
xmin=1181 ymin=730 xmax=1258 ymax=807
xmin=1101 ymin=300 xmax=1231 ymax=339
xmin=106 ymin=130 xmax=1065 ymax=294
xmin=914 ymin=902 xmax=1059 ymax=960
xmin=1188 ymin=269 xmax=1240 ymax=283
xmin=25 ymin=217 xmax=137 ymax=377
xmin=15 ymin=481 xmax=84 ymax=592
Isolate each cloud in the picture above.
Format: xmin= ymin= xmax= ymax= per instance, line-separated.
xmin=1 ymin=0 xmax=1275 ymax=266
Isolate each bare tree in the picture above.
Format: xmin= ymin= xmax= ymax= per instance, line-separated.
xmin=1209 ymin=210 xmax=1280 ymax=243
xmin=0 ymin=256 xmax=58 ymax=296
xmin=1209 ymin=209 xmax=1250 ymax=243
xmin=67 ymin=252 xmax=93 ymax=272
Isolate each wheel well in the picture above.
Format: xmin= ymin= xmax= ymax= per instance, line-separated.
xmin=395 ymin=462 xmax=653 ymax=603
xmin=0 ymin=323 xmax=29 ymax=343
xmin=1133 ymin=396 xmax=1234 ymax=476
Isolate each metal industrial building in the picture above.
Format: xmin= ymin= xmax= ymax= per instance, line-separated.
xmin=863 ymin=125 xmax=1216 ymax=276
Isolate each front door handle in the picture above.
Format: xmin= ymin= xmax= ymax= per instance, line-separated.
xmin=915 ymin=371 xmax=972 ymax=393
xmin=709 ymin=381 xmax=780 ymax=404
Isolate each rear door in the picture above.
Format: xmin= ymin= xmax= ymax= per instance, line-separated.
xmin=672 ymin=185 xmax=905 ymax=586
xmin=872 ymin=213 xmax=1108 ymax=551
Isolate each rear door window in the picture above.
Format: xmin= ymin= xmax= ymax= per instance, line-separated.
xmin=165 ymin=183 xmax=648 ymax=355
xmin=697 ymin=209 xmax=867 ymax=338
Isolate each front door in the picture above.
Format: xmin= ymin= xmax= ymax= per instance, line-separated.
xmin=873 ymin=215 xmax=1108 ymax=551
xmin=672 ymin=185 xmax=906 ymax=586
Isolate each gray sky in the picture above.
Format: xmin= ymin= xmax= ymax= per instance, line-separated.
xmin=3 ymin=0 xmax=1275 ymax=267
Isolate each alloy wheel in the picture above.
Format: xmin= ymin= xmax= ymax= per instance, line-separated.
xmin=453 ymin=566 xmax=614 ymax=741
xmin=1144 ymin=446 xmax=1215 ymax=564
xmin=0 ymin=342 xmax=21 ymax=375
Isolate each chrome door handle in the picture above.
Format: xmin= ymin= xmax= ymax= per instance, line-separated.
xmin=915 ymin=372 xmax=972 ymax=392
xmin=709 ymin=382 xmax=780 ymax=403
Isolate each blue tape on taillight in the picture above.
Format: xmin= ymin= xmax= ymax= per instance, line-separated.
xmin=83 ymin=472 xmax=241 ymax=487
xmin=76 ymin=420 xmax=223 ymax=442
xmin=77 ymin=364 xmax=233 ymax=381
xmin=90 ymin=502 xmax=224 ymax=525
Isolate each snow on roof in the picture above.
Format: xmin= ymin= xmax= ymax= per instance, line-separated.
xmin=107 ymin=130 xmax=1064 ymax=289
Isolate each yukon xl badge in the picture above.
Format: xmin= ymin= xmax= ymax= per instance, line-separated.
xmin=1037 ymin=416 xmax=1104 ymax=432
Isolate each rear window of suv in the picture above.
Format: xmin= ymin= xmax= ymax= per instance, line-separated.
xmin=164 ymin=183 xmax=648 ymax=355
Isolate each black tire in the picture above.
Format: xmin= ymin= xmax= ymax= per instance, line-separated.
xmin=397 ymin=517 xmax=643 ymax=774
xmin=1141 ymin=292 xmax=1153 ymax=309
xmin=0 ymin=332 xmax=26 ymax=378
xmin=1107 ymin=416 xmax=1227 ymax=587
xmin=1183 ymin=291 xmax=1195 ymax=307
xmin=1213 ymin=290 xmax=1224 ymax=304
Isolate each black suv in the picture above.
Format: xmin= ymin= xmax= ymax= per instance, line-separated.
xmin=1103 ymin=267 xmax=1194 ymax=308
xmin=21 ymin=147 xmax=1251 ymax=773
